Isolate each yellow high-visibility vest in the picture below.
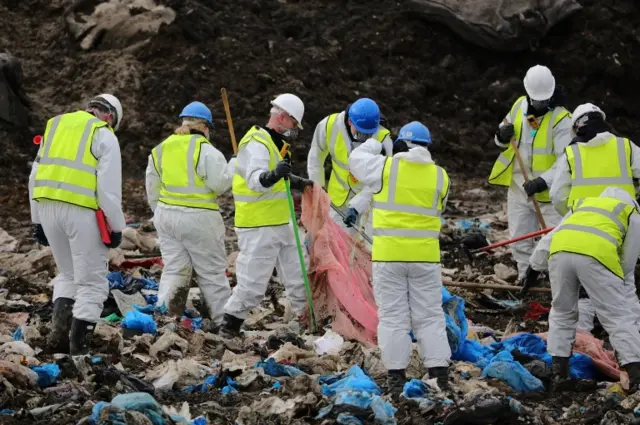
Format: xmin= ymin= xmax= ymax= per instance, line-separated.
xmin=232 ymin=126 xmax=289 ymax=228
xmin=565 ymin=135 xmax=635 ymax=208
xmin=325 ymin=111 xmax=391 ymax=207
xmin=372 ymin=156 xmax=450 ymax=262
xmin=549 ymin=196 xmax=636 ymax=278
xmin=151 ymin=134 xmax=219 ymax=210
xmin=33 ymin=110 xmax=110 ymax=209
xmin=488 ymin=96 xmax=570 ymax=202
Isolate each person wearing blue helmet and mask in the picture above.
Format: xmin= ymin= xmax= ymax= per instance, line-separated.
xmin=307 ymin=98 xmax=393 ymax=249
xmin=146 ymin=101 xmax=236 ymax=332
xmin=349 ymin=121 xmax=452 ymax=397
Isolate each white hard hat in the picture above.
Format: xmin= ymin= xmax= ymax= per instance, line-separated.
xmin=270 ymin=93 xmax=304 ymax=129
xmin=571 ymin=103 xmax=606 ymax=129
xmin=91 ymin=93 xmax=123 ymax=131
xmin=523 ymin=65 xmax=556 ymax=101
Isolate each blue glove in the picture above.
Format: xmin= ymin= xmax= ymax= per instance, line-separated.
xmin=32 ymin=224 xmax=49 ymax=246
xmin=343 ymin=208 xmax=359 ymax=228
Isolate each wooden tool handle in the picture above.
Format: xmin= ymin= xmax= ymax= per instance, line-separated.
xmin=443 ymin=279 xmax=551 ymax=293
xmin=503 ymin=118 xmax=547 ymax=229
xmin=220 ymin=88 xmax=238 ymax=154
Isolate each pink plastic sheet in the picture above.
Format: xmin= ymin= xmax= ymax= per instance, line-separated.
xmin=300 ymin=185 xmax=378 ymax=346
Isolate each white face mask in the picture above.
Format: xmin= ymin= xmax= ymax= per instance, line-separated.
xmin=529 ymin=99 xmax=550 ymax=111
xmin=282 ymin=127 xmax=299 ymax=140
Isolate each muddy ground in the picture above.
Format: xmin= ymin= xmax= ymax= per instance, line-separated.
xmin=1 ymin=0 xmax=640 ymax=423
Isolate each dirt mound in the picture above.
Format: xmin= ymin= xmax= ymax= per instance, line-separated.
xmin=1 ymin=0 xmax=640 ymax=187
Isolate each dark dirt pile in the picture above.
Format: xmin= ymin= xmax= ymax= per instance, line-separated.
xmin=1 ymin=0 xmax=640 ymax=190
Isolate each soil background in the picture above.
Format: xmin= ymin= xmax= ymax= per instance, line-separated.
xmin=1 ymin=0 xmax=640 ymax=218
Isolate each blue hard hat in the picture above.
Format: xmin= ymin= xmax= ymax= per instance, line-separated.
xmin=396 ymin=121 xmax=432 ymax=145
xmin=348 ymin=98 xmax=380 ymax=134
xmin=179 ymin=101 xmax=213 ymax=125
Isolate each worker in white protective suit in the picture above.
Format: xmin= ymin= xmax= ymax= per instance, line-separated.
xmin=220 ymin=93 xmax=314 ymax=338
xmin=525 ymin=187 xmax=640 ymax=391
xmin=145 ymin=101 xmax=236 ymax=331
xmin=488 ymin=65 xmax=572 ymax=280
xmin=550 ymin=102 xmax=640 ymax=215
xmin=307 ymin=98 xmax=393 ymax=250
xmin=546 ymin=102 xmax=640 ymax=334
xmin=29 ymin=94 xmax=126 ymax=355
xmin=349 ymin=121 xmax=452 ymax=396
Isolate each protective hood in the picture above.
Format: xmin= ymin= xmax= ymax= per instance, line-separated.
xmin=394 ymin=145 xmax=434 ymax=164
xmin=600 ymin=187 xmax=640 ymax=209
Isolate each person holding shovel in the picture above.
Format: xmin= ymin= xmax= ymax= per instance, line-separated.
xmin=488 ymin=65 xmax=572 ymax=281
xmin=221 ymin=93 xmax=314 ymax=338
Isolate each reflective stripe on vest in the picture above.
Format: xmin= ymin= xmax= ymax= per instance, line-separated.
xmin=488 ymin=96 xmax=570 ymax=202
xmin=326 ymin=111 xmax=391 ymax=207
xmin=33 ymin=111 xmax=106 ymax=209
xmin=549 ymin=197 xmax=635 ymax=278
xmin=152 ymin=134 xmax=219 ymax=210
xmin=232 ymin=126 xmax=289 ymax=228
xmin=566 ymin=136 xmax=634 ymax=208
xmin=372 ymin=156 xmax=449 ymax=262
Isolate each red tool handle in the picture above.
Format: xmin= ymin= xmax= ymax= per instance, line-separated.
xmin=33 ymin=135 xmax=42 ymax=145
xmin=96 ymin=209 xmax=112 ymax=244
xmin=474 ymin=227 xmax=555 ymax=253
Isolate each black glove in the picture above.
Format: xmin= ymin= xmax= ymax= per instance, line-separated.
xmin=105 ymin=231 xmax=122 ymax=249
xmin=32 ymin=224 xmax=49 ymax=246
xmin=520 ymin=266 xmax=540 ymax=294
xmin=259 ymin=160 xmax=292 ymax=188
xmin=460 ymin=232 xmax=489 ymax=251
xmin=523 ymin=177 xmax=548 ymax=197
xmin=289 ymin=174 xmax=314 ymax=191
xmin=393 ymin=140 xmax=409 ymax=155
xmin=343 ymin=208 xmax=359 ymax=228
xmin=496 ymin=123 xmax=515 ymax=144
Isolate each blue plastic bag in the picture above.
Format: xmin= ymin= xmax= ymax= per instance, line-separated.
xmin=256 ymin=358 xmax=304 ymax=378
xmin=321 ymin=366 xmax=380 ymax=396
xmin=30 ymin=363 xmax=61 ymax=387
xmin=121 ymin=310 xmax=157 ymax=335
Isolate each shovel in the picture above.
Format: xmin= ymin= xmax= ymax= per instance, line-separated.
xmin=461 ymin=227 xmax=555 ymax=262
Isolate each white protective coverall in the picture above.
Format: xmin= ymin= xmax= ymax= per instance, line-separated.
xmin=145 ymin=141 xmax=235 ymax=325
xmin=495 ymin=99 xmax=572 ymax=279
xmin=550 ymin=131 xmax=640 ymax=216
xmin=529 ymin=187 xmax=640 ymax=365
xmin=224 ymin=140 xmax=308 ymax=320
xmin=307 ymin=112 xmax=393 ymax=249
xmin=349 ymin=140 xmax=451 ymax=369
xmin=28 ymin=127 xmax=126 ymax=322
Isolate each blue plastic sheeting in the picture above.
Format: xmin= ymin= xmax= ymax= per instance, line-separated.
xmin=317 ymin=366 xmax=397 ymax=424
xmin=321 ymin=366 xmax=381 ymax=397
xmin=481 ymin=351 xmax=544 ymax=392
xmin=183 ymin=375 xmax=217 ymax=393
xmin=442 ymin=287 xmax=598 ymax=390
xmin=255 ymin=358 xmax=304 ymax=378
xmin=0 ymin=409 xmax=14 ymax=415
xmin=12 ymin=327 xmax=22 ymax=341
xmin=455 ymin=219 xmax=491 ymax=232
xmin=107 ymin=271 xmax=159 ymax=291
xmin=30 ymin=363 xmax=61 ymax=388
xmin=121 ymin=310 xmax=157 ymax=335
xmin=89 ymin=393 xmax=208 ymax=425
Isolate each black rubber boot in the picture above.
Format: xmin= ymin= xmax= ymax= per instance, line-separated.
xmin=219 ymin=313 xmax=244 ymax=339
xmin=47 ymin=297 xmax=75 ymax=353
xmin=550 ymin=356 xmax=570 ymax=391
xmin=428 ymin=366 xmax=450 ymax=391
xmin=386 ymin=369 xmax=406 ymax=399
xmin=69 ymin=318 xmax=96 ymax=356
xmin=625 ymin=362 xmax=640 ymax=393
